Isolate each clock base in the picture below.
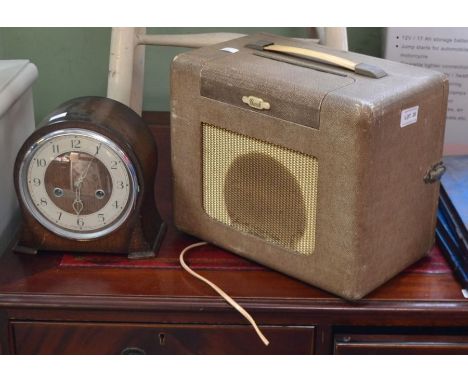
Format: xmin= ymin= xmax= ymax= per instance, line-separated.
xmin=128 ymin=221 xmax=167 ymax=259
xmin=13 ymin=217 xmax=167 ymax=259
xmin=12 ymin=244 xmax=38 ymax=256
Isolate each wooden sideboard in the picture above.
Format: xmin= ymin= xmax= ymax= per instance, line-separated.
xmin=0 ymin=112 xmax=466 ymax=355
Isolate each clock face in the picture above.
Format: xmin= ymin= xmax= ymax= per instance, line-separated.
xmin=18 ymin=128 xmax=139 ymax=240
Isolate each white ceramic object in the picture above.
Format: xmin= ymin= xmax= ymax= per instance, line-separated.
xmin=0 ymin=60 xmax=38 ymax=255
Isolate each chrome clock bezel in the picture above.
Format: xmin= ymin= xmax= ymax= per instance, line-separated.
xmin=18 ymin=128 xmax=139 ymax=240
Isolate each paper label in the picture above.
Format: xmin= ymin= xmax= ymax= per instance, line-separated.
xmin=400 ymin=106 xmax=419 ymax=127
xmin=220 ymin=47 xmax=239 ymax=54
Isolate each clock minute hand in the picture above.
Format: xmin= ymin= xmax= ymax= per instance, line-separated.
xmin=77 ymin=155 xmax=96 ymax=185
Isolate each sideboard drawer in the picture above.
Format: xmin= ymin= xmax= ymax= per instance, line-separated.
xmin=11 ymin=321 xmax=315 ymax=355
xmin=334 ymin=334 xmax=468 ymax=355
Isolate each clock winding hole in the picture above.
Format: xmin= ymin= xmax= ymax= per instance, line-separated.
xmin=95 ymin=189 xmax=105 ymax=199
xmin=53 ymin=187 xmax=64 ymax=197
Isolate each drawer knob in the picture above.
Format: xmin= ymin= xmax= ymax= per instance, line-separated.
xmin=120 ymin=347 xmax=146 ymax=355
xmin=159 ymin=332 xmax=166 ymax=346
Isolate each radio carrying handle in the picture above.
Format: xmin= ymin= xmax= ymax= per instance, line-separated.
xmin=246 ymin=40 xmax=387 ymax=79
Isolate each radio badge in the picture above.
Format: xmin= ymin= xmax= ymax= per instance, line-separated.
xmin=242 ymin=96 xmax=270 ymax=110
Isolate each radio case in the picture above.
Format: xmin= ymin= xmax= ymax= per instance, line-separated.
xmin=170 ymin=33 xmax=448 ymax=300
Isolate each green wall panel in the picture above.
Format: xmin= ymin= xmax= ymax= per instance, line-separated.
xmin=0 ymin=32 xmax=5 ymax=57
xmin=0 ymin=28 xmax=111 ymax=124
xmin=347 ymin=27 xmax=384 ymax=57
xmin=0 ymin=27 xmax=383 ymax=122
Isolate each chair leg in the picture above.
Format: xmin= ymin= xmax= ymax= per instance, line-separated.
xmin=323 ymin=27 xmax=349 ymax=51
xmin=129 ymin=28 xmax=146 ymax=115
xmin=107 ymin=27 xmax=140 ymax=113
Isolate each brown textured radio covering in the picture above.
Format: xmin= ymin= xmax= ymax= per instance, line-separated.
xmin=170 ymin=33 xmax=448 ymax=300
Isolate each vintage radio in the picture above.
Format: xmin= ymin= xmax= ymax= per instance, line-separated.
xmin=170 ymin=33 xmax=448 ymax=300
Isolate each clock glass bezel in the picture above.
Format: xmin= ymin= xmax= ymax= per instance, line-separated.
xmin=18 ymin=128 xmax=139 ymax=240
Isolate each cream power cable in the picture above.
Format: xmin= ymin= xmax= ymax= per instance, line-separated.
xmin=179 ymin=241 xmax=270 ymax=346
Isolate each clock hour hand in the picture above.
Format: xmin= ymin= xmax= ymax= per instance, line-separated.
xmin=78 ymin=155 xmax=96 ymax=185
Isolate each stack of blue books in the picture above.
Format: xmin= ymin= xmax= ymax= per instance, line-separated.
xmin=436 ymin=155 xmax=468 ymax=289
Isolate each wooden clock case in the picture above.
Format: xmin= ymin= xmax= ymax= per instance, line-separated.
xmin=13 ymin=96 xmax=166 ymax=258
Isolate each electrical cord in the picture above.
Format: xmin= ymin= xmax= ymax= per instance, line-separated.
xmin=179 ymin=241 xmax=269 ymax=346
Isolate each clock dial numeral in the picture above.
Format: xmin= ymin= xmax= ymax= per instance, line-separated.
xmin=71 ymin=139 xmax=81 ymax=149
xmin=77 ymin=218 xmax=84 ymax=227
xmin=110 ymin=161 xmax=118 ymax=170
xmin=40 ymin=197 xmax=47 ymax=206
xmin=112 ymin=200 xmax=119 ymax=209
xmin=52 ymin=144 xmax=60 ymax=154
xmin=33 ymin=178 xmax=41 ymax=186
xmin=95 ymin=143 xmax=102 ymax=155
xmin=117 ymin=181 xmax=124 ymax=189
xmin=35 ymin=158 xmax=47 ymax=167
xmin=98 ymin=213 xmax=105 ymax=223
xmin=57 ymin=211 xmax=62 ymax=221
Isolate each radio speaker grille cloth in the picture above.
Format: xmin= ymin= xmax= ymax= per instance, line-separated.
xmin=202 ymin=123 xmax=319 ymax=255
